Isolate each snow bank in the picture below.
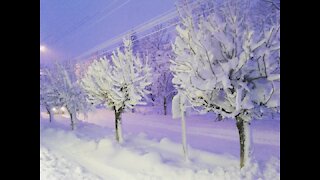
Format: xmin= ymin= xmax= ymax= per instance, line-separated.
xmin=40 ymin=117 xmax=280 ymax=180
xmin=40 ymin=146 xmax=102 ymax=180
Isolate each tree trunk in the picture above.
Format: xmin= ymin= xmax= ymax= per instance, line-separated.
xmin=181 ymin=109 xmax=188 ymax=161
xmin=46 ymin=106 xmax=54 ymax=123
xmin=114 ymin=108 xmax=123 ymax=143
xmin=151 ymin=94 xmax=155 ymax=106
xmin=236 ymin=117 xmax=252 ymax=168
xmin=70 ymin=112 xmax=76 ymax=130
xmin=164 ymin=96 xmax=167 ymax=116
xmin=68 ymin=108 xmax=77 ymax=130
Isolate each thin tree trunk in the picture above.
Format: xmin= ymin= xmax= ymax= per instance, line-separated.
xmin=164 ymin=96 xmax=167 ymax=116
xmin=236 ymin=117 xmax=252 ymax=168
xmin=68 ymin=108 xmax=77 ymax=130
xmin=114 ymin=108 xmax=123 ymax=143
xmin=46 ymin=106 xmax=54 ymax=123
xmin=151 ymin=94 xmax=155 ymax=106
xmin=70 ymin=112 xmax=75 ymax=130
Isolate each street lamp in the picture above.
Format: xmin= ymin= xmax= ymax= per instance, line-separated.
xmin=40 ymin=45 xmax=46 ymax=52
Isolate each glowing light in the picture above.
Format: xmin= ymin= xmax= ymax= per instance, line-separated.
xmin=60 ymin=107 xmax=67 ymax=113
xmin=40 ymin=45 xmax=46 ymax=52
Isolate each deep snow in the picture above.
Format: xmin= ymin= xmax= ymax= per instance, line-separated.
xmin=40 ymin=107 xmax=279 ymax=180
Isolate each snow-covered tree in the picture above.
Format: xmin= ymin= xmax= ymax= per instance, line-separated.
xmin=40 ymin=66 xmax=62 ymax=123
xmin=140 ymin=25 xmax=176 ymax=115
xmin=171 ymin=1 xmax=280 ymax=168
xmin=153 ymin=47 xmax=176 ymax=115
xmin=46 ymin=62 xmax=91 ymax=130
xmin=80 ymin=38 xmax=152 ymax=143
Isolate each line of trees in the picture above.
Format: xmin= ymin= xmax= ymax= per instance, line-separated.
xmin=40 ymin=62 xmax=91 ymax=129
xmin=40 ymin=0 xmax=280 ymax=169
xmin=41 ymin=38 xmax=152 ymax=143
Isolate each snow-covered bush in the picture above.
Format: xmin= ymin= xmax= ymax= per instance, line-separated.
xmin=80 ymin=38 xmax=152 ymax=143
xmin=45 ymin=62 xmax=91 ymax=130
xmin=171 ymin=1 xmax=280 ymax=168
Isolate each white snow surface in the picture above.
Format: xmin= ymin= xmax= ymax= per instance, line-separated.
xmin=40 ymin=108 xmax=280 ymax=180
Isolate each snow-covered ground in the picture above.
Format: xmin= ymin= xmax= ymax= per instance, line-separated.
xmin=40 ymin=107 xmax=280 ymax=180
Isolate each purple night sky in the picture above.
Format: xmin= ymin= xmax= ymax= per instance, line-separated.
xmin=40 ymin=0 xmax=175 ymax=64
